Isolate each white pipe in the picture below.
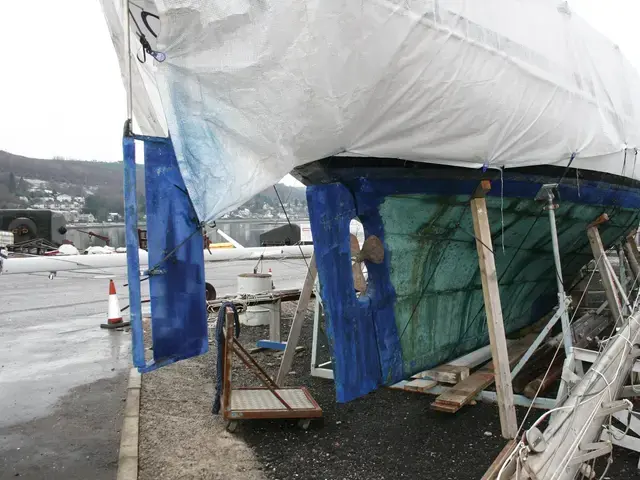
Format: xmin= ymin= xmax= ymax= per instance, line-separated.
xmin=1 ymin=245 xmax=313 ymax=274
xmin=2 ymin=250 xmax=149 ymax=274
xmin=202 ymin=245 xmax=313 ymax=262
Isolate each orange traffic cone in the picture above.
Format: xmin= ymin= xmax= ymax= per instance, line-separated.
xmin=100 ymin=280 xmax=130 ymax=329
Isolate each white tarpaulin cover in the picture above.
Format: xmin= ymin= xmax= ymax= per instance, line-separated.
xmin=102 ymin=0 xmax=640 ymax=223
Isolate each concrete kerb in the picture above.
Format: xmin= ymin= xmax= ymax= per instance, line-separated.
xmin=117 ymin=368 xmax=141 ymax=480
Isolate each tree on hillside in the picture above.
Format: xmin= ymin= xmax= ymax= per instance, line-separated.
xmin=8 ymin=172 xmax=16 ymax=194
xmin=84 ymin=193 xmax=125 ymax=222
xmin=16 ymin=177 xmax=27 ymax=195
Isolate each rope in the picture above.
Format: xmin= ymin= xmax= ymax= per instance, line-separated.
xmin=147 ymin=224 xmax=204 ymax=275
xmin=212 ymin=302 xmax=241 ymax=415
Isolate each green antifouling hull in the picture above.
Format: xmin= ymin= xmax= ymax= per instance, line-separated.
xmin=383 ymin=194 xmax=637 ymax=376
xmin=302 ymin=162 xmax=640 ymax=402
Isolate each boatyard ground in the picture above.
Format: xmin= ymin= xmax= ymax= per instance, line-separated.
xmin=2 ymin=259 xmax=639 ymax=479
xmin=140 ymin=304 xmax=640 ymax=480
xmin=0 ymin=259 xmax=306 ymax=480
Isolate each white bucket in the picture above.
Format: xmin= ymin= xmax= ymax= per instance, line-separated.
xmin=237 ymin=272 xmax=273 ymax=294
xmin=237 ymin=273 xmax=275 ymax=326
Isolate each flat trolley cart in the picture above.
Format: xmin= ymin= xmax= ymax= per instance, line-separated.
xmin=220 ymin=307 xmax=323 ymax=432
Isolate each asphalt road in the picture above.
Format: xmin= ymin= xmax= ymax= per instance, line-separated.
xmin=0 ymin=258 xmax=308 ymax=479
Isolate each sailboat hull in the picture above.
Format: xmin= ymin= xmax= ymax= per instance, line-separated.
xmin=294 ymin=158 xmax=640 ymax=402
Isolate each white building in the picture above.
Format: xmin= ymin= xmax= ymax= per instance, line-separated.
xmin=77 ymin=213 xmax=96 ymax=223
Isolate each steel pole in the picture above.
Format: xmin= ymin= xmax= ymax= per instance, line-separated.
xmin=546 ymin=192 xmax=573 ymax=357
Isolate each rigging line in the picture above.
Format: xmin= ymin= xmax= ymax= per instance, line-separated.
xmin=147 ymin=224 xmax=204 ymax=274
xmin=449 ymin=214 xmax=542 ymax=356
xmin=515 ymin=250 xmax=603 ymax=436
xmin=128 ymin=1 xmax=146 ymax=11
xmin=449 ymin=154 xmax=592 ymax=355
xmin=127 ymin=9 xmax=144 ymax=37
xmin=273 ymin=185 xmax=309 ymax=270
xmin=557 ymin=152 xmax=577 ymax=185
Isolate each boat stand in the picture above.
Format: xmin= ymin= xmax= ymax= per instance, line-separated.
xmin=427 ymin=183 xmax=638 ymax=440
xmin=601 ymin=409 xmax=640 ymax=471
xmin=481 ymin=185 xmax=637 ymax=418
xmin=220 ymin=308 xmax=322 ymax=432
xmin=310 ymin=278 xmax=334 ymax=380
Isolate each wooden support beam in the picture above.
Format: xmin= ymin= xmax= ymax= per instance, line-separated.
xmin=586 ymin=220 xmax=623 ymax=324
xmin=481 ymin=440 xmax=517 ymax=480
xmin=276 ymin=255 xmax=317 ymax=385
xmin=624 ymin=236 xmax=640 ymax=282
xmin=466 ymin=190 xmax=518 ymax=439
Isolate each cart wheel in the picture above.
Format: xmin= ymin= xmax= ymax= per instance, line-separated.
xmin=298 ymin=419 xmax=312 ymax=430
xmin=225 ymin=420 xmax=238 ymax=433
xmin=205 ymin=282 xmax=217 ymax=301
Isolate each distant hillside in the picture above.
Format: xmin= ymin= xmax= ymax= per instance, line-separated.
xmin=0 ymin=150 xmax=143 ymax=193
xmin=0 ymin=150 xmax=307 ymax=218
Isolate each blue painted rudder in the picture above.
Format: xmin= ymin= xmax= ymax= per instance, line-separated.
xmin=143 ymin=137 xmax=208 ymax=369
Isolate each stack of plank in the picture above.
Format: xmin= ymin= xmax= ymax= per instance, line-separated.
xmin=389 ymin=312 xmax=611 ymax=413
xmin=389 ymin=335 xmax=535 ymax=412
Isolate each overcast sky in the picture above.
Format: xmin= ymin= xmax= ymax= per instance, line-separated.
xmin=0 ymin=0 xmax=639 ymax=181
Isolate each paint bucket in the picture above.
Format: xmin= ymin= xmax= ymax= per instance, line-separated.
xmin=237 ymin=273 xmax=276 ymax=326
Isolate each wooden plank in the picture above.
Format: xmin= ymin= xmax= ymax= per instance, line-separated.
xmin=389 ymin=378 xmax=440 ymax=393
xmin=431 ymin=335 xmax=535 ymax=415
xmin=411 ymin=364 xmax=470 ymax=384
xmin=469 ymin=193 xmax=518 ymax=439
xmin=276 ymin=255 xmax=317 ymax=385
xmin=404 ymin=378 xmax=438 ymax=392
xmin=388 ymin=380 xmax=410 ymax=390
xmin=448 ymin=344 xmax=497 ymax=369
xmin=480 ymin=440 xmax=517 ymax=480
xmin=587 ymin=224 xmax=623 ymax=323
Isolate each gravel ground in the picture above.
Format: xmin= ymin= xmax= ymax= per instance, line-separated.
xmin=139 ymin=303 xmax=640 ymax=480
